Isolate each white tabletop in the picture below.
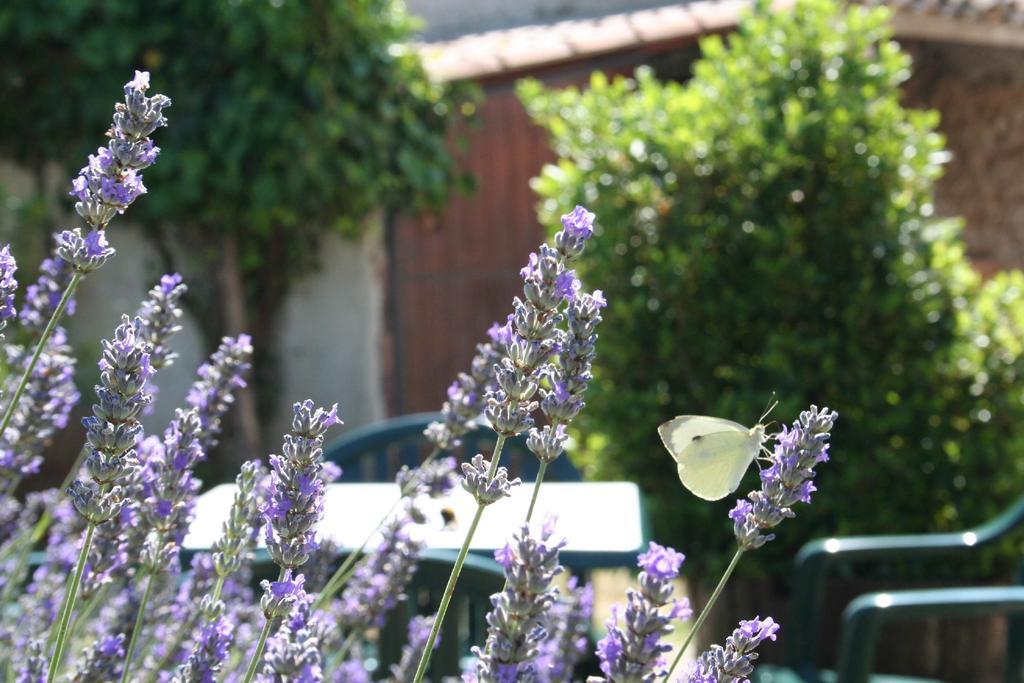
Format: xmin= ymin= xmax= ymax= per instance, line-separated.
xmin=184 ymin=481 xmax=645 ymax=559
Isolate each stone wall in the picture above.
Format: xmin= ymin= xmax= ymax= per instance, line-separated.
xmin=902 ymin=39 xmax=1024 ymax=274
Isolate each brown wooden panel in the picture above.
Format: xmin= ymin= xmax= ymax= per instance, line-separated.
xmin=388 ymin=59 xmax=643 ymax=415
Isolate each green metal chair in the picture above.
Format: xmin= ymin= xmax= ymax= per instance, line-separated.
xmin=755 ymin=495 xmax=1024 ymax=683
xmin=323 ymin=411 xmax=582 ymax=484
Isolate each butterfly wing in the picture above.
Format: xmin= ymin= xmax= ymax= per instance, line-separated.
xmin=658 ymin=415 xmax=750 ymax=463
xmin=674 ymin=430 xmax=760 ymax=500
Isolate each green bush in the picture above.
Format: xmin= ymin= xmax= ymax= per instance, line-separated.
xmin=520 ymin=0 xmax=1024 ymax=578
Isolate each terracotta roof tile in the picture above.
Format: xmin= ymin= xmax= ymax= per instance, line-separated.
xmin=417 ymin=0 xmax=1024 ymax=82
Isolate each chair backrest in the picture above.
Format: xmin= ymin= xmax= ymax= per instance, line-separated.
xmin=323 ymin=412 xmax=582 ymax=483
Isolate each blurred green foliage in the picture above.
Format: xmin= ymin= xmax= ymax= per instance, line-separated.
xmin=520 ymin=0 xmax=1024 ymax=578
xmin=0 ymin=0 xmax=464 ymax=242
xmin=0 ymin=0 xmax=471 ymax=434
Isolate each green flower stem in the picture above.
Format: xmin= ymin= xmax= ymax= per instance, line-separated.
xmin=313 ymin=446 xmax=441 ymax=610
xmin=0 ymin=272 xmax=81 ymax=442
xmin=119 ymin=571 xmax=156 ymax=683
xmin=66 ymin=583 xmax=109 ymax=649
xmin=241 ymin=567 xmax=285 ymax=683
xmin=46 ymin=520 xmax=95 ymax=682
xmin=524 ymin=460 xmax=549 ymax=524
xmin=663 ymin=548 xmax=745 ymax=680
xmin=412 ymin=435 xmax=506 ymax=683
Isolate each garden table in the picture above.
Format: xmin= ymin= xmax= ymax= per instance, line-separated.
xmin=184 ymin=481 xmax=648 ymax=569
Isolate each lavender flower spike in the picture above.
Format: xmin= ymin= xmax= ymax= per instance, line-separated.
xmin=137 ymin=273 xmax=188 ymax=371
xmin=68 ymin=634 xmax=126 ymax=682
xmin=264 ymin=400 xmax=341 ymax=570
xmin=686 ymin=617 xmax=780 ymax=682
xmin=18 ymin=245 xmax=74 ymax=335
xmin=469 ymin=522 xmax=566 ymax=682
xmin=592 ymin=542 xmax=692 ymax=682
xmin=337 ymin=510 xmax=424 ymax=633
xmin=67 ymin=314 xmax=155 ymax=524
xmin=730 ymin=406 xmax=838 ymax=550
xmin=535 ymin=577 xmax=594 ymax=683
xmin=389 ymin=616 xmax=438 ymax=683
xmin=69 ymin=70 xmax=170 ymax=230
xmin=0 ymin=245 xmax=17 ymax=334
xmin=187 ymin=334 xmax=254 ymax=450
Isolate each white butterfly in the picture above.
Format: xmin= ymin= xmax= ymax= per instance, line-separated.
xmin=658 ymin=415 xmax=770 ymax=501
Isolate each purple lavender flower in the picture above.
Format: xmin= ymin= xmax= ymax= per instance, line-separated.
xmin=395 ymin=455 xmax=458 ymax=499
xmin=70 ymin=71 xmax=170 ymax=230
xmin=425 ymin=325 xmax=501 ymax=451
xmin=470 ymin=523 xmax=565 ymax=682
xmin=258 ymin=587 xmax=323 ymax=683
xmin=260 ymin=570 xmax=306 ymax=621
xmin=137 ymin=272 xmax=188 ymax=371
xmin=56 ymin=228 xmax=116 ymax=274
xmin=730 ymin=406 xmax=837 ymax=550
xmin=686 ymin=617 xmax=780 ymax=682
xmin=18 ymin=247 xmax=75 ymax=334
xmin=337 ymin=509 xmax=424 ymax=633
xmin=139 ymin=408 xmax=205 ymax=572
xmin=388 ymin=615 xmax=438 ymax=683
xmin=536 ymin=577 xmax=594 ymax=683
xmin=68 ymin=634 xmax=125 ymax=682
xmin=67 ymin=315 xmax=155 ymax=525
xmin=15 ymin=639 xmax=45 ymax=683
xmin=263 ymin=401 xmax=340 ymax=570
xmin=461 ymin=453 xmax=521 ymax=506
xmin=559 ymin=205 xmax=596 ymax=242
xmin=0 ymin=329 xmax=79 ymax=488
xmin=594 ymin=543 xmax=692 ymax=682
xmin=187 ymin=334 xmax=254 ymax=450
xmin=174 ymin=613 xmax=233 ymax=683
xmin=0 ymin=245 xmax=17 ymax=329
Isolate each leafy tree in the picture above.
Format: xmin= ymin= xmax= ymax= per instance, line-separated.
xmin=521 ymin=0 xmax=1024 ymax=578
xmin=0 ymin=0 xmax=468 ymax=454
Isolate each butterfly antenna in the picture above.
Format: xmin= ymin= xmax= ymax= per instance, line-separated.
xmin=758 ymin=393 xmax=779 ymax=424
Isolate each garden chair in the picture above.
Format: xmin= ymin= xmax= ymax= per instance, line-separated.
xmin=754 ymin=495 xmax=1024 ymax=683
xmin=323 ymin=411 xmax=582 ymax=484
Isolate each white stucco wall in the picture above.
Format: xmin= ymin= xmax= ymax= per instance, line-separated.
xmin=269 ymin=227 xmax=387 ymax=441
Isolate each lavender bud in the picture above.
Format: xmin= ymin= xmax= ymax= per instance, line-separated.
xmin=56 ymin=228 xmax=115 ymax=274
xmin=461 ymin=454 xmax=520 ymax=506
xmin=526 ymin=424 xmax=569 ymax=465
xmin=260 ymin=570 xmax=306 ymax=620
xmin=554 ymin=205 xmax=596 ymax=261
xmin=484 ymin=392 xmax=535 ymax=437
xmin=67 ymin=481 xmax=124 ymax=525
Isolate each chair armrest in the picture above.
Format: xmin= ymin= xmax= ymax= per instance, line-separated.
xmin=835 ymin=586 xmax=1024 ymax=683
xmin=787 ymin=496 xmax=1024 ymax=672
